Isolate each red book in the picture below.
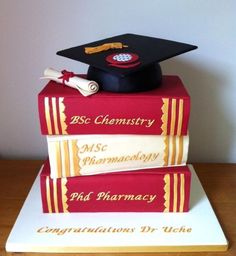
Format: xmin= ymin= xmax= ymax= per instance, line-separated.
xmin=40 ymin=160 xmax=191 ymax=213
xmin=38 ymin=76 xmax=190 ymax=136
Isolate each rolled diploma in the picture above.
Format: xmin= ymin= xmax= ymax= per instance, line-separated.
xmin=42 ymin=68 xmax=99 ymax=96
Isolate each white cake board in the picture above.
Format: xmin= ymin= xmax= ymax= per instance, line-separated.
xmin=5 ymin=165 xmax=228 ymax=253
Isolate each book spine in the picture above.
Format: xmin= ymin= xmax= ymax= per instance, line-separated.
xmin=38 ymin=90 xmax=190 ymax=136
xmin=40 ymin=163 xmax=191 ymax=213
xmin=47 ymin=134 xmax=189 ymax=178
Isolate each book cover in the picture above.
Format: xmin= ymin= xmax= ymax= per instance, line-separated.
xmin=38 ymin=76 xmax=190 ymax=136
xmin=47 ymin=134 xmax=189 ymax=178
xmin=40 ymin=160 xmax=191 ymax=213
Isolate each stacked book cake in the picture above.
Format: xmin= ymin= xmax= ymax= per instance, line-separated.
xmin=5 ymin=33 xmax=229 ymax=254
xmin=38 ymin=33 xmax=197 ymax=214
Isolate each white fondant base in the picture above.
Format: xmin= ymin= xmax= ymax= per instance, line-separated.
xmin=5 ymin=165 xmax=228 ymax=253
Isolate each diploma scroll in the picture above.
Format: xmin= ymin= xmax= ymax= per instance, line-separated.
xmin=41 ymin=68 xmax=99 ymax=96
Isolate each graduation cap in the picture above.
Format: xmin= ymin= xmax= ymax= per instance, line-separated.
xmin=57 ymin=33 xmax=197 ymax=93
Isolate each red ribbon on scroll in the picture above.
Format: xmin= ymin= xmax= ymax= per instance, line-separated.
xmin=58 ymin=70 xmax=75 ymax=84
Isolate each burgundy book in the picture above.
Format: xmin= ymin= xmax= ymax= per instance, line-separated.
xmin=38 ymin=76 xmax=190 ymax=136
xmin=40 ymin=160 xmax=191 ymax=213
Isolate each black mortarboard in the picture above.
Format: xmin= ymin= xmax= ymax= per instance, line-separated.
xmin=57 ymin=33 xmax=197 ymax=92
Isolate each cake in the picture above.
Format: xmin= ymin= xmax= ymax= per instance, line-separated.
xmin=38 ymin=33 xmax=197 ymax=212
xmin=6 ymin=33 xmax=229 ymax=254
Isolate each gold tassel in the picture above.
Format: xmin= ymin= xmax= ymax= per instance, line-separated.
xmin=85 ymin=42 xmax=128 ymax=54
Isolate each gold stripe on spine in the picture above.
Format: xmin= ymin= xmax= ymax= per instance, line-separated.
xmin=163 ymin=174 xmax=170 ymax=212
xmin=44 ymin=97 xmax=52 ymax=135
xmin=173 ymin=173 xmax=178 ymax=212
xmin=58 ymin=97 xmax=68 ymax=134
xmin=72 ymin=140 xmax=81 ymax=176
xmin=59 ymin=141 xmax=67 ymax=178
xmin=61 ymin=177 xmax=68 ymax=213
xmin=51 ymin=97 xmax=59 ymax=135
xmin=177 ymin=99 xmax=184 ymax=136
xmin=68 ymin=140 xmax=75 ymax=177
xmin=179 ymin=174 xmax=185 ymax=212
xmin=170 ymin=136 xmax=177 ymax=165
xmin=170 ymin=99 xmax=176 ymax=135
xmin=177 ymin=136 xmax=184 ymax=165
xmin=45 ymin=177 xmax=52 ymax=213
xmin=161 ymin=98 xmax=169 ymax=135
xmin=53 ymin=178 xmax=59 ymax=213
xmin=55 ymin=141 xmax=62 ymax=178
xmin=59 ymin=141 xmax=64 ymax=178
xmin=62 ymin=140 xmax=70 ymax=177
xmin=163 ymin=136 xmax=169 ymax=166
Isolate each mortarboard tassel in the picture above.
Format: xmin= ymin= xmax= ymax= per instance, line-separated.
xmin=84 ymin=42 xmax=128 ymax=54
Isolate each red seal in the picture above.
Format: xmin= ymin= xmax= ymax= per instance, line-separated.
xmin=106 ymin=52 xmax=141 ymax=68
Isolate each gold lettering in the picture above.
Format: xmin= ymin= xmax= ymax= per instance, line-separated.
xmin=95 ymin=143 xmax=108 ymax=152
xmin=96 ymin=192 xmax=107 ymax=201
xmin=70 ymin=116 xmax=91 ymax=125
xmin=79 ymin=143 xmax=108 ymax=154
xmin=96 ymin=191 xmax=157 ymax=203
xmin=140 ymin=226 xmax=158 ymax=233
xmin=37 ymin=226 xmax=136 ymax=235
xmin=70 ymin=115 xmax=156 ymax=128
xmin=148 ymin=194 xmax=157 ymax=203
xmin=57 ymin=228 xmax=73 ymax=235
xmin=70 ymin=192 xmax=79 ymax=201
xmin=37 ymin=226 xmax=49 ymax=233
xmin=147 ymin=119 xmax=155 ymax=128
xmin=69 ymin=192 xmax=93 ymax=201
xmin=94 ymin=115 xmax=105 ymax=124
xmin=162 ymin=226 xmax=192 ymax=233
xmin=37 ymin=227 xmax=73 ymax=235
xmin=81 ymin=151 xmax=159 ymax=167
xmin=93 ymin=114 xmax=155 ymax=128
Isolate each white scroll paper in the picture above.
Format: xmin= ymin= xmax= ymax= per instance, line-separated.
xmin=41 ymin=68 xmax=99 ymax=96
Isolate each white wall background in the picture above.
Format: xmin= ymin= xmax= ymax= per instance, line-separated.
xmin=0 ymin=0 xmax=235 ymax=163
